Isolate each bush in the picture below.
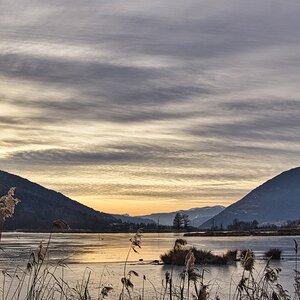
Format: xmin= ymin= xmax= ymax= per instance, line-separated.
xmin=160 ymin=246 xmax=237 ymax=266
xmin=264 ymin=248 xmax=282 ymax=260
xmin=224 ymin=250 xmax=238 ymax=262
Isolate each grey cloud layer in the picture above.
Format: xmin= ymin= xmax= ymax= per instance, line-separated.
xmin=1 ymin=0 xmax=300 ymax=209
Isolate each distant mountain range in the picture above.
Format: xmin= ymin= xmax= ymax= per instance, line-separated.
xmin=0 ymin=170 xmax=116 ymax=230
xmin=201 ymin=167 xmax=300 ymax=228
xmin=0 ymin=170 xmax=225 ymax=230
xmin=112 ymin=214 xmax=155 ymax=225
xmin=137 ymin=206 xmax=225 ymax=227
xmin=2 ymin=167 xmax=300 ymax=231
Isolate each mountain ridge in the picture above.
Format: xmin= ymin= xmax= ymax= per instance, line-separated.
xmin=137 ymin=205 xmax=225 ymax=227
xmin=112 ymin=213 xmax=155 ymax=225
xmin=201 ymin=167 xmax=300 ymax=228
xmin=0 ymin=170 xmax=116 ymax=230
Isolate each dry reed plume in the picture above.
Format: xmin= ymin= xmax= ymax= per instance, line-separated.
xmin=0 ymin=188 xmax=20 ymax=241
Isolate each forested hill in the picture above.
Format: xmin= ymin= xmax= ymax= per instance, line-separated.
xmin=0 ymin=170 xmax=117 ymax=230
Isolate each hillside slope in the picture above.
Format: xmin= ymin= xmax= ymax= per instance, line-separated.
xmin=0 ymin=170 xmax=116 ymax=230
xmin=201 ymin=167 xmax=300 ymax=228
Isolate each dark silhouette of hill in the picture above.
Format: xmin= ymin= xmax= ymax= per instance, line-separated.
xmin=201 ymin=167 xmax=300 ymax=228
xmin=0 ymin=170 xmax=116 ymax=230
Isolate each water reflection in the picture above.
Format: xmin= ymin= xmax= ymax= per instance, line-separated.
xmin=0 ymin=232 xmax=298 ymax=297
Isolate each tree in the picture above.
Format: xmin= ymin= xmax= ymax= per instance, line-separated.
xmin=251 ymin=220 xmax=258 ymax=229
xmin=227 ymin=219 xmax=260 ymax=231
xmin=182 ymin=214 xmax=190 ymax=229
xmin=173 ymin=212 xmax=183 ymax=229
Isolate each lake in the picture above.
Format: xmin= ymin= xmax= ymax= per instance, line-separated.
xmin=0 ymin=232 xmax=298 ymax=299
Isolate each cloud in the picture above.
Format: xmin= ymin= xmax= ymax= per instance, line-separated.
xmin=187 ymin=101 xmax=300 ymax=143
xmin=1 ymin=0 xmax=300 ymax=213
xmin=2 ymin=146 xmax=155 ymax=165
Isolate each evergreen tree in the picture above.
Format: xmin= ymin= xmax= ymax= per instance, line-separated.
xmin=173 ymin=212 xmax=183 ymax=229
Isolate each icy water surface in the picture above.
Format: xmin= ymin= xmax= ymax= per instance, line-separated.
xmin=0 ymin=232 xmax=298 ymax=298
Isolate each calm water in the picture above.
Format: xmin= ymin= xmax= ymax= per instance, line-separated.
xmin=0 ymin=232 xmax=299 ymax=298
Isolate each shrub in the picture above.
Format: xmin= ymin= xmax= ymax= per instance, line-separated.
xmin=264 ymin=248 xmax=282 ymax=260
xmin=224 ymin=249 xmax=238 ymax=262
xmin=160 ymin=246 xmax=236 ymax=266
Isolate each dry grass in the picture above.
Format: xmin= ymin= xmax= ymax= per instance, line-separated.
xmin=0 ymin=230 xmax=299 ymax=300
xmin=0 ymin=188 xmax=20 ymax=242
xmin=160 ymin=241 xmax=237 ymax=266
xmin=0 ymin=188 xmax=299 ymax=299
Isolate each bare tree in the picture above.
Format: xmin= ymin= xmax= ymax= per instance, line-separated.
xmin=182 ymin=214 xmax=191 ymax=229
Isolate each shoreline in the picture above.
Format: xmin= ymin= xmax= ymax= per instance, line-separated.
xmin=2 ymin=229 xmax=300 ymax=236
xmin=184 ymin=229 xmax=300 ymax=237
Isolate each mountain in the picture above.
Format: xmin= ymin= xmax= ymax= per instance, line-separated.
xmin=112 ymin=214 xmax=155 ymax=225
xmin=137 ymin=206 xmax=225 ymax=227
xmin=0 ymin=170 xmax=117 ymax=230
xmin=201 ymin=167 xmax=300 ymax=228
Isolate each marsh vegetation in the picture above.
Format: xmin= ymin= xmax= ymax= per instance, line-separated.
xmin=0 ymin=189 xmax=299 ymax=299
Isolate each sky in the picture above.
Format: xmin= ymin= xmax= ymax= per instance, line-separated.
xmin=1 ymin=0 xmax=300 ymax=215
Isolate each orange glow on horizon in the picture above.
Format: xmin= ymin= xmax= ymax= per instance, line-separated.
xmin=75 ymin=195 xmax=232 ymax=216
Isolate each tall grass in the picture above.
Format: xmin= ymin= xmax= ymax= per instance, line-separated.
xmin=0 ymin=188 xmax=20 ymax=242
xmin=0 ymin=188 xmax=300 ymax=299
xmin=0 ymin=230 xmax=299 ymax=299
